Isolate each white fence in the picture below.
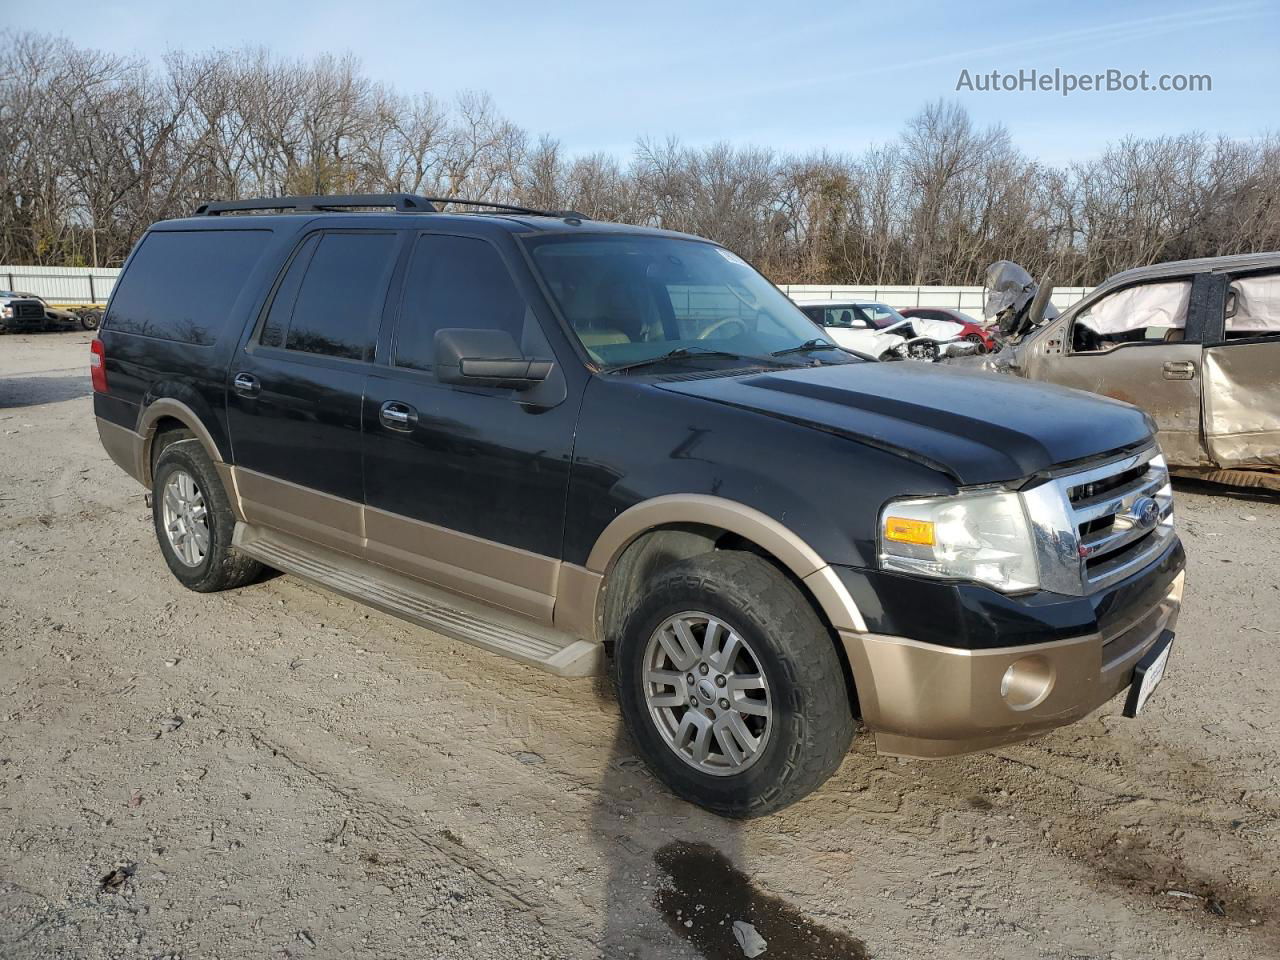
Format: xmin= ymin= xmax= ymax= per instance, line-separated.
xmin=0 ymin=264 xmax=1094 ymax=313
xmin=780 ymin=284 xmax=1091 ymax=314
xmin=0 ymin=265 xmax=120 ymax=304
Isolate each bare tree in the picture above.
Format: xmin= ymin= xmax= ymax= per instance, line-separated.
xmin=2 ymin=32 xmax=1278 ymax=282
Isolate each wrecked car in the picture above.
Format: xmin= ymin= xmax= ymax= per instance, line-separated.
xmin=0 ymin=290 xmax=97 ymax=332
xmin=979 ymin=255 xmax=1280 ymax=490
xmin=795 ymin=299 xmax=981 ymax=361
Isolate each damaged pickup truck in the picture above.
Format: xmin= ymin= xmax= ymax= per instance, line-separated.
xmin=980 ymin=255 xmax=1280 ymax=490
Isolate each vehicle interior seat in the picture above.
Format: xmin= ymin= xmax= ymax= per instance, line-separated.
xmin=1164 ymin=328 xmax=1186 ymax=342
xmin=571 ymin=272 xmax=663 ymax=351
xmin=836 ymin=309 xmax=853 ymax=327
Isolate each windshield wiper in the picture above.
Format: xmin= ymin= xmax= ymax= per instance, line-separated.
xmin=771 ymin=339 xmax=842 ymax=357
xmin=605 ymin=348 xmax=762 ymax=375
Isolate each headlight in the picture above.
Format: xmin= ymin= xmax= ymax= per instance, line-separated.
xmin=879 ymin=489 xmax=1038 ymax=592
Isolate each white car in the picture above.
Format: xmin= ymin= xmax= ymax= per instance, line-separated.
xmin=795 ymin=300 xmax=974 ymax=361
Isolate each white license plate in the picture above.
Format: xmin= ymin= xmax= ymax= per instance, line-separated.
xmin=1126 ymin=637 xmax=1173 ymax=717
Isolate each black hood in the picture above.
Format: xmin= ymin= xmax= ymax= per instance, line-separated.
xmin=655 ymin=362 xmax=1154 ymax=485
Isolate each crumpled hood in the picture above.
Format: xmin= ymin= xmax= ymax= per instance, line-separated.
xmin=655 ymin=362 xmax=1154 ymax=485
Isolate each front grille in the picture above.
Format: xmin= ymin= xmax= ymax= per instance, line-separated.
xmin=11 ymin=300 xmax=44 ymax=321
xmin=1066 ymin=449 xmax=1174 ymax=592
xmin=1022 ymin=445 xmax=1175 ymax=596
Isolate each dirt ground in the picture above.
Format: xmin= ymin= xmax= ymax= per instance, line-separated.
xmin=1 ymin=331 xmax=1277 ymax=960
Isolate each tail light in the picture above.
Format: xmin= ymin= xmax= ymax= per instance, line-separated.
xmin=89 ymin=338 xmax=108 ymax=393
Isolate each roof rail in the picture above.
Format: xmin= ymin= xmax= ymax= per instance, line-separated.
xmin=193 ymin=193 xmax=589 ymax=220
xmin=194 ymin=194 xmax=437 ymax=216
xmin=418 ymin=197 xmax=590 ymax=220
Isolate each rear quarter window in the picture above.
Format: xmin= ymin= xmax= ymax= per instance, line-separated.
xmin=104 ymin=229 xmax=271 ymax=345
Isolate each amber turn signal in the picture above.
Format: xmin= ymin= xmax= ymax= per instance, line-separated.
xmin=883 ymin=516 xmax=935 ymax=546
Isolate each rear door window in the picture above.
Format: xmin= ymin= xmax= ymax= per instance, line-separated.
xmin=259 ymin=231 xmax=398 ymax=361
xmin=106 ymin=230 xmax=270 ymax=344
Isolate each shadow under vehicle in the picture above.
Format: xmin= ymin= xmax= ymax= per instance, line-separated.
xmin=980 ymin=255 xmax=1280 ymax=492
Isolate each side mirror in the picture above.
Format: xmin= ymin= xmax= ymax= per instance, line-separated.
xmin=434 ymin=328 xmax=553 ymax=390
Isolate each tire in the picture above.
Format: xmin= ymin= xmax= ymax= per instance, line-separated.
xmin=964 ymin=333 xmax=988 ymax=354
xmin=151 ymin=439 xmax=261 ymax=592
xmin=78 ymin=310 xmax=101 ymax=331
xmin=614 ymin=550 xmax=855 ymax=818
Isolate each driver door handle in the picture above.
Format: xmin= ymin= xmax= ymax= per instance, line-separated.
xmin=1163 ymin=360 xmax=1195 ymax=380
xmin=379 ymin=400 xmax=418 ymax=432
xmin=232 ymin=372 xmax=260 ymax=397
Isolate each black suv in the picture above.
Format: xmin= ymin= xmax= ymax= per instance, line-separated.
xmin=93 ymin=194 xmax=1186 ymax=816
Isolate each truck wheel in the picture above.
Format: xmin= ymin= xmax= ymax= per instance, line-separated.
xmin=78 ymin=310 xmax=101 ymax=331
xmin=152 ymin=439 xmax=261 ymax=592
xmin=614 ymin=550 xmax=854 ymax=818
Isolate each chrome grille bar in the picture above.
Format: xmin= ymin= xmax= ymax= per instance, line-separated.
xmin=1022 ymin=446 xmax=1174 ymax=596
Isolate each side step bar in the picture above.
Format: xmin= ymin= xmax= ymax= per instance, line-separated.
xmin=233 ymin=524 xmax=604 ymax=678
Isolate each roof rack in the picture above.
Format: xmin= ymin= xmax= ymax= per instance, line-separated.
xmin=193 ymin=193 xmax=588 ymax=220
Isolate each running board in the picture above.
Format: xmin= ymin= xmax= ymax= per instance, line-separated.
xmin=233 ymin=524 xmax=604 ymax=677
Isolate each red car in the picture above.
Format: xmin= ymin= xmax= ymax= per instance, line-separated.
xmin=898 ymin=307 xmax=998 ymax=353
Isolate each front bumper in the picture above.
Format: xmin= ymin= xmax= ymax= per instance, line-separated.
xmin=839 ymin=569 xmax=1184 ymax=759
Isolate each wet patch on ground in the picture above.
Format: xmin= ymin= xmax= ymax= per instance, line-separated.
xmin=653 ymin=841 xmax=869 ymax=959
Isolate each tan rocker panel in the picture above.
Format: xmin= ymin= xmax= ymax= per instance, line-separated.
xmin=99 ymin=408 xmax=867 ymax=644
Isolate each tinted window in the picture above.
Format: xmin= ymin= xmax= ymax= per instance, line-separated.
xmin=259 ymin=234 xmax=319 ymax=349
xmin=272 ymin=232 xmax=398 ymax=361
xmin=106 ymin=230 xmax=270 ymax=344
xmin=395 ymin=235 xmax=528 ymax=372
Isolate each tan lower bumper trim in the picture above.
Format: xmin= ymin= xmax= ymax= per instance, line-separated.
xmin=842 ymin=571 xmax=1184 ymax=758
xmin=96 ymin=417 xmax=146 ymax=485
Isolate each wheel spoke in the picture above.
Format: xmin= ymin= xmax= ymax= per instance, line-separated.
xmin=658 ymin=621 xmax=699 ymax=671
xmin=700 ymin=618 xmax=723 ymax=660
xmin=728 ymin=672 xmax=765 ymax=692
xmin=713 ymin=724 xmax=744 ymax=766
xmin=733 ymin=693 xmax=770 ymax=717
xmin=722 ymin=712 xmax=761 ymax=756
xmin=676 ymin=711 xmax=713 ymax=765
xmin=713 ymin=630 xmax=742 ymax=673
xmin=672 ymin=618 xmax=702 ymax=666
xmin=646 ymin=669 xmax=687 ymax=708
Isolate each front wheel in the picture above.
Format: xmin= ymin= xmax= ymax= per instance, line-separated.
xmin=614 ymin=551 xmax=855 ymax=817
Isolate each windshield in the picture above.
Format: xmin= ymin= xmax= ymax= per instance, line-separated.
xmin=525 ymin=234 xmax=833 ymax=370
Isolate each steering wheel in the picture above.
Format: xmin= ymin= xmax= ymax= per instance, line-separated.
xmin=697 ymin=317 xmax=748 ymax=340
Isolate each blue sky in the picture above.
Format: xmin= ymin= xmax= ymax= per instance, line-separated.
xmin=6 ymin=0 xmax=1277 ymax=161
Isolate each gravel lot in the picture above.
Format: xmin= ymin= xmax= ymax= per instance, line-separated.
xmin=1 ymin=331 xmax=1277 ymax=960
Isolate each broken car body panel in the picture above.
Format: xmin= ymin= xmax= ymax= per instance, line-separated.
xmin=983 ymin=253 xmax=1280 ymax=479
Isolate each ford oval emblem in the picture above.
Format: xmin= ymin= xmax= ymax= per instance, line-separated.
xmin=1132 ymin=496 xmax=1160 ymax=529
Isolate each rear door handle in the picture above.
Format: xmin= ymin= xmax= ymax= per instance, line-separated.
xmin=232 ymin=372 xmax=260 ymax=397
xmin=379 ymin=400 xmax=418 ymax=432
xmin=1162 ymin=360 xmax=1195 ymax=380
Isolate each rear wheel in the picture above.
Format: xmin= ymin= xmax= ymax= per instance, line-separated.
xmin=614 ymin=551 xmax=855 ymax=817
xmin=152 ymin=439 xmax=261 ymax=592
